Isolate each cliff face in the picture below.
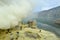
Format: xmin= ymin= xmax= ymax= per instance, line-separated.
xmin=38 ymin=6 xmax=60 ymax=21
xmin=37 ymin=6 xmax=60 ymax=27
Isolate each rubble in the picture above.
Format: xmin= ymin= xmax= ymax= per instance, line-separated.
xmin=0 ymin=21 xmax=59 ymax=40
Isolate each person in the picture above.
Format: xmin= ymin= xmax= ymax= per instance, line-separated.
xmin=27 ymin=20 xmax=37 ymax=29
xmin=16 ymin=32 xmax=19 ymax=40
xmin=27 ymin=20 xmax=33 ymax=27
xmin=10 ymin=33 xmax=14 ymax=40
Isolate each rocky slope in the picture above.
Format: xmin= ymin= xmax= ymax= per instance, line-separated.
xmin=0 ymin=21 xmax=59 ymax=40
xmin=37 ymin=6 xmax=60 ymax=26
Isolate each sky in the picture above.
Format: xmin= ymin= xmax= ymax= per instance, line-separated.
xmin=0 ymin=0 xmax=60 ymax=12
xmin=32 ymin=0 xmax=60 ymax=12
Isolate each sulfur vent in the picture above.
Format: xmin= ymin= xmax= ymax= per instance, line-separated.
xmin=0 ymin=0 xmax=33 ymax=29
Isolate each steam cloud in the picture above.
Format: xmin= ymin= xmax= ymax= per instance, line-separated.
xmin=0 ymin=0 xmax=33 ymax=29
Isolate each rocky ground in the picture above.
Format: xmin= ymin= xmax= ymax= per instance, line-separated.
xmin=0 ymin=21 xmax=59 ymax=40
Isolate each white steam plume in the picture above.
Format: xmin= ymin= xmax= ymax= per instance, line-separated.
xmin=0 ymin=0 xmax=33 ymax=29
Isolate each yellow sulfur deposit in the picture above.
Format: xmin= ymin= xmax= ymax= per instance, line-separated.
xmin=0 ymin=21 xmax=59 ymax=40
